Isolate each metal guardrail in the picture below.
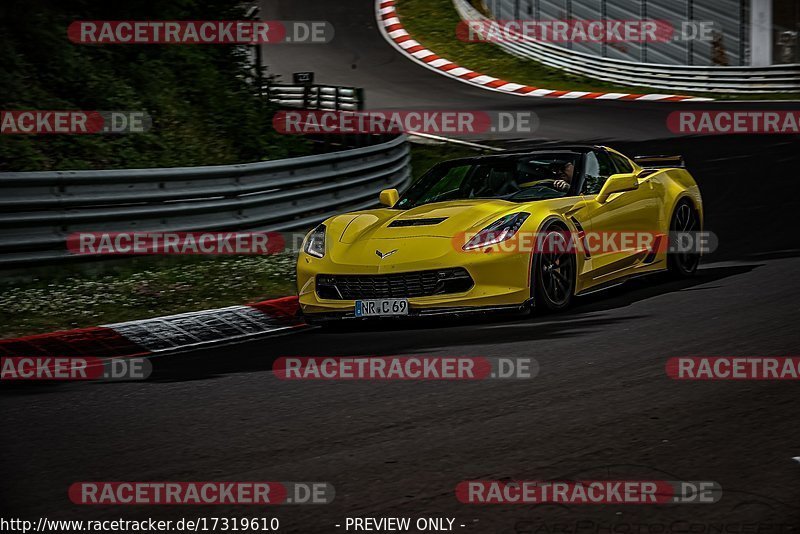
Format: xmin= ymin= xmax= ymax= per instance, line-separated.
xmin=453 ymin=0 xmax=800 ymax=94
xmin=0 ymin=135 xmax=410 ymax=266
xmin=265 ymin=84 xmax=364 ymax=111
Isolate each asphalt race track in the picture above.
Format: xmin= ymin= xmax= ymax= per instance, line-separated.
xmin=3 ymin=254 xmax=800 ymax=531
xmin=2 ymin=0 xmax=800 ymax=531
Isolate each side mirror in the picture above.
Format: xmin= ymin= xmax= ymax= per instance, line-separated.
xmin=379 ymin=188 xmax=399 ymax=207
xmin=596 ymin=173 xmax=639 ymax=203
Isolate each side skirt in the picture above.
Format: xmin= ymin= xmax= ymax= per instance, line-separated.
xmin=575 ymin=268 xmax=669 ymax=297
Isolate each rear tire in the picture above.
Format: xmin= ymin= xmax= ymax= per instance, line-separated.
xmin=667 ymin=201 xmax=701 ymax=277
xmin=533 ymin=226 xmax=576 ymax=312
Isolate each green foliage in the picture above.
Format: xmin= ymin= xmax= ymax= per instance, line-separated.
xmin=0 ymin=254 xmax=297 ymax=338
xmin=0 ymin=0 xmax=310 ymax=171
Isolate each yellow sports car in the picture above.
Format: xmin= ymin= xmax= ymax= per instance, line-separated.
xmin=297 ymin=145 xmax=703 ymax=322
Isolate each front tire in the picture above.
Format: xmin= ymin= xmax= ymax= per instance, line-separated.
xmin=533 ymin=227 xmax=576 ymax=312
xmin=667 ymin=201 xmax=701 ymax=277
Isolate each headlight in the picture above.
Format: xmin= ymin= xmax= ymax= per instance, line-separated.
xmin=304 ymin=224 xmax=326 ymax=258
xmin=463 ymin=213 xmax=530 ymax=250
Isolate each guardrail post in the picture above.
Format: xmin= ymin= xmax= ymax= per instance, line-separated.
xmin=687 ymin=0 xmax=694 ymax=66
xmin=355 ymin=88 xmax=365 ymax=111
xmin=750 ymin=0 xmax=773 ymax=66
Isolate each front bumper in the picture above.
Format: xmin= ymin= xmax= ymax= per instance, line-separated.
xmin=297 ymin=239 xmax=532 ymax=317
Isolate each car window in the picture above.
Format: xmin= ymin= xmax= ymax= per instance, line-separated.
xmin=397 ymin=153 xmax=582 ymax=208
xmin=396 ymin=164 xmax=470 ymax=208
xmin=609 ymin=152 xmax=634 ymax=173
xmin=434 ymin=165 xmax=470 ymax=195
xmin=462 ymin=163 xmax=516 ymax=197
xmin=582 ymin=151 xmax=615 ymax=195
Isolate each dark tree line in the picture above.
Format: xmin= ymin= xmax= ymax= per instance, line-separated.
xmin=0 ymin=0 xmax=308 ymax=171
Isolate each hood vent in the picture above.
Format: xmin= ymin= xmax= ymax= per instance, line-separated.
xmin=387 ymin=217 xmax=447 ymax=228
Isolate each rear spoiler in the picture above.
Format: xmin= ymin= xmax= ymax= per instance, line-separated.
xmin=633 ymin=155 xmax=685 ymax=168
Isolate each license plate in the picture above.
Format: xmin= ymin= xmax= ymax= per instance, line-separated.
xmin=355 ymin=299 xmax=409 ymax=317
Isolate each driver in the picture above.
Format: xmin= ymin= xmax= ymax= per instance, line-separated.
xmin=553 ymin=161 xmax=574 ymax=192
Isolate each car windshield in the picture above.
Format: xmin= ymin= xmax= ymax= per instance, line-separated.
xmin=395 ymin=153 xmax=581 ymax=209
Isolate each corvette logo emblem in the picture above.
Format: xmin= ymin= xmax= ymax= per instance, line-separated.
xmin=376 ymin=249 xmax=398 ymax=259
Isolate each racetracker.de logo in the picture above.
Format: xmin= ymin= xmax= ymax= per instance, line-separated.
xmin=666 ymin=357 xmax=800 ymax=380
xmin=667 ymin=111 xmax=800 ymax=134
xmin=67 ymin=232 xmax=286 ymax=255
xmin=454 ymin=230 xmax=717 ymax=255
xmin=457 ymin=20 xmax=716 ymax=43
xmin=457 ymin=19 xmax=674 ymax=43
xmin=457 ymin=480 xmax=721 ymax=504
xmin=274 ymin=356 xmax=538 ymax=380
xmin=67 ymin=21 xmax=333 ymax=44
xmin=1 ymin=111 xmax=150 ymax=134
xmin=68 ymin=482 xmax=335 ymax=505
xmin=1 ymin=357 xmax=151 ymax=381
xmin=273 ymin=110 xmax=539 ymax=136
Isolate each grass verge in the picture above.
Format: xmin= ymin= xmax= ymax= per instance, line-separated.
xmin=394 ymin=0 xmax=800 ymax=101
xmin=0 ymin=255 xmax=297 ymax=339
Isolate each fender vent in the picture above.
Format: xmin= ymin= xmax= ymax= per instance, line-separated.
xmin=570 ymin=217 xmax=590 ymax=259
xmin=388 ymin=217 xmax=447 ymax=227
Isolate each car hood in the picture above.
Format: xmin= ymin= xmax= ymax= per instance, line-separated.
xmin=335 ymin=199 xmax=520 ymax=243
